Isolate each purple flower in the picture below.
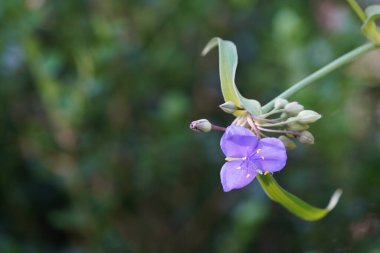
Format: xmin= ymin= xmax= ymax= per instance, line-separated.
xmin=220 ymin=125 xmax=287 ymax=192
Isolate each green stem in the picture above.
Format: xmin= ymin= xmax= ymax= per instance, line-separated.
xmin=259 ymin=109 xmax=284 ymax=118
xmin=262 ymin=43 xmax=377 ymax=113
xmin=257 ymin=126 xmax=299 ymax=135
xmin=346 ymin=0 xmax=366 ymax=21
xmin=259 ymin=118 xmax=297 ymax=128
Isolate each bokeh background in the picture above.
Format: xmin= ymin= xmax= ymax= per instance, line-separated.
xmin=1 ymin=0 xmax=380 ymax=252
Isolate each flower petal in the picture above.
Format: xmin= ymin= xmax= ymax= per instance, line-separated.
xmin=220 ymin=160 xmax=256 ymax=192
xmin=253 ymin=137 xmax=287 ymax=173
xmin=220 ymin=125 xmax=258 ymax=158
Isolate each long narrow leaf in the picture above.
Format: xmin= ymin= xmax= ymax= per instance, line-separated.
xmin=202 ymin=38 xmax=262 ymax=116
xmin=257 ymin=174 xmax=342 ymax=221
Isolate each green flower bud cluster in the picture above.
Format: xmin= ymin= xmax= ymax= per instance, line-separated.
xmin=253 ymin=98 xmax=322 ymax=149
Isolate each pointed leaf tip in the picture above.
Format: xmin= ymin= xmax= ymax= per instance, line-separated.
xmin=201 ymin=37 xmax=219 ymax=56
xmin=257 ymin=174 xmax=342 ymax=221
xmin=326 ymin=189 xmax=343 ymax=211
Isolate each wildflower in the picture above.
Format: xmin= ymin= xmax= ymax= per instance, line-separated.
xmin=220 ymin=125 xmax=287 ymax=192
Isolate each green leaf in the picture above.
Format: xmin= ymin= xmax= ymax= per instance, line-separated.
xmin=202 ymin=38 xmax=262 ymax=116
xmin=362 ymin=5 xmax=380 ymax=44
xmin=257 ymin=173 xmax=342 ymax=221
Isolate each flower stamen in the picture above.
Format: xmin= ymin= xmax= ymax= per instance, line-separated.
xmin=226 ymin=156 xmax=248 ymax=161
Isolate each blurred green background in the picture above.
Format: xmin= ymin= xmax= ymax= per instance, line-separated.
xmin=1 ymin=0 xmax=380 ymax=252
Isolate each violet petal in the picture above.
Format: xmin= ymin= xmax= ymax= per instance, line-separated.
xmin=220 ymin=125 xmax=258 ymax=158
xmin=220 ymin=160 xmax=256 ymax=192
xmin=253 ymin=137 xmax=287 ymax=173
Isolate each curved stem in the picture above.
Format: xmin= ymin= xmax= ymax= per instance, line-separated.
xmin=262 ymin=43 xmax=377 ymax=113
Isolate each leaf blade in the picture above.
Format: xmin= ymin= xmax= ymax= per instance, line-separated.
xmin=257 ymin=173 xmax=342 ymax=221
xmin=202 ymin=38 xmax=242 ymax=107
xmin=202 ymin=38 xmax=262 ymax=116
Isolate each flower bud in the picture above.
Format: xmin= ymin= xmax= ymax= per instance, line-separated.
xmin=274 ymin=98 xmax=288 ymax=109
xmin=287 ymin=117 xmax=309 ymax=131
xmin=297 ymin=131 xmax=314 ymax=144
xmin=279 ymin=135 xmax=296 ymax=150
xmin=219 ymin=101 xmax=238 ymax=114
xmin=296 ymin=110 xmax=321 ymax=124
xmin=280 ymin=112 xmax=288 ymax=119
xmin=284 ymin=102 xmax=304 ymax=115
xmin=190 ymin=119 xmax=212 ymax=132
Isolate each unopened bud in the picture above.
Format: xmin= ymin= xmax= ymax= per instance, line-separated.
xmin=280 ymin=112 xmax=288 ymax=119
xmin=274 ymin=98 xmax=288 ymax=109
xmin=284 ymin=102 xmax=304 ymax=115
xmin=287 ymin=117 xmax=309 ymax=131
xmin=279 ymin=135 xmax=296 ymax=150
xmin=297 ymin=131 xmax=315 ymax=144
xmin=219 ymin=101 xmax=238 ymax=114
xmin=296 ymin=110 xmax=321 ymax=124
xmin=190 ymin=119 xmax=212 ymax=132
